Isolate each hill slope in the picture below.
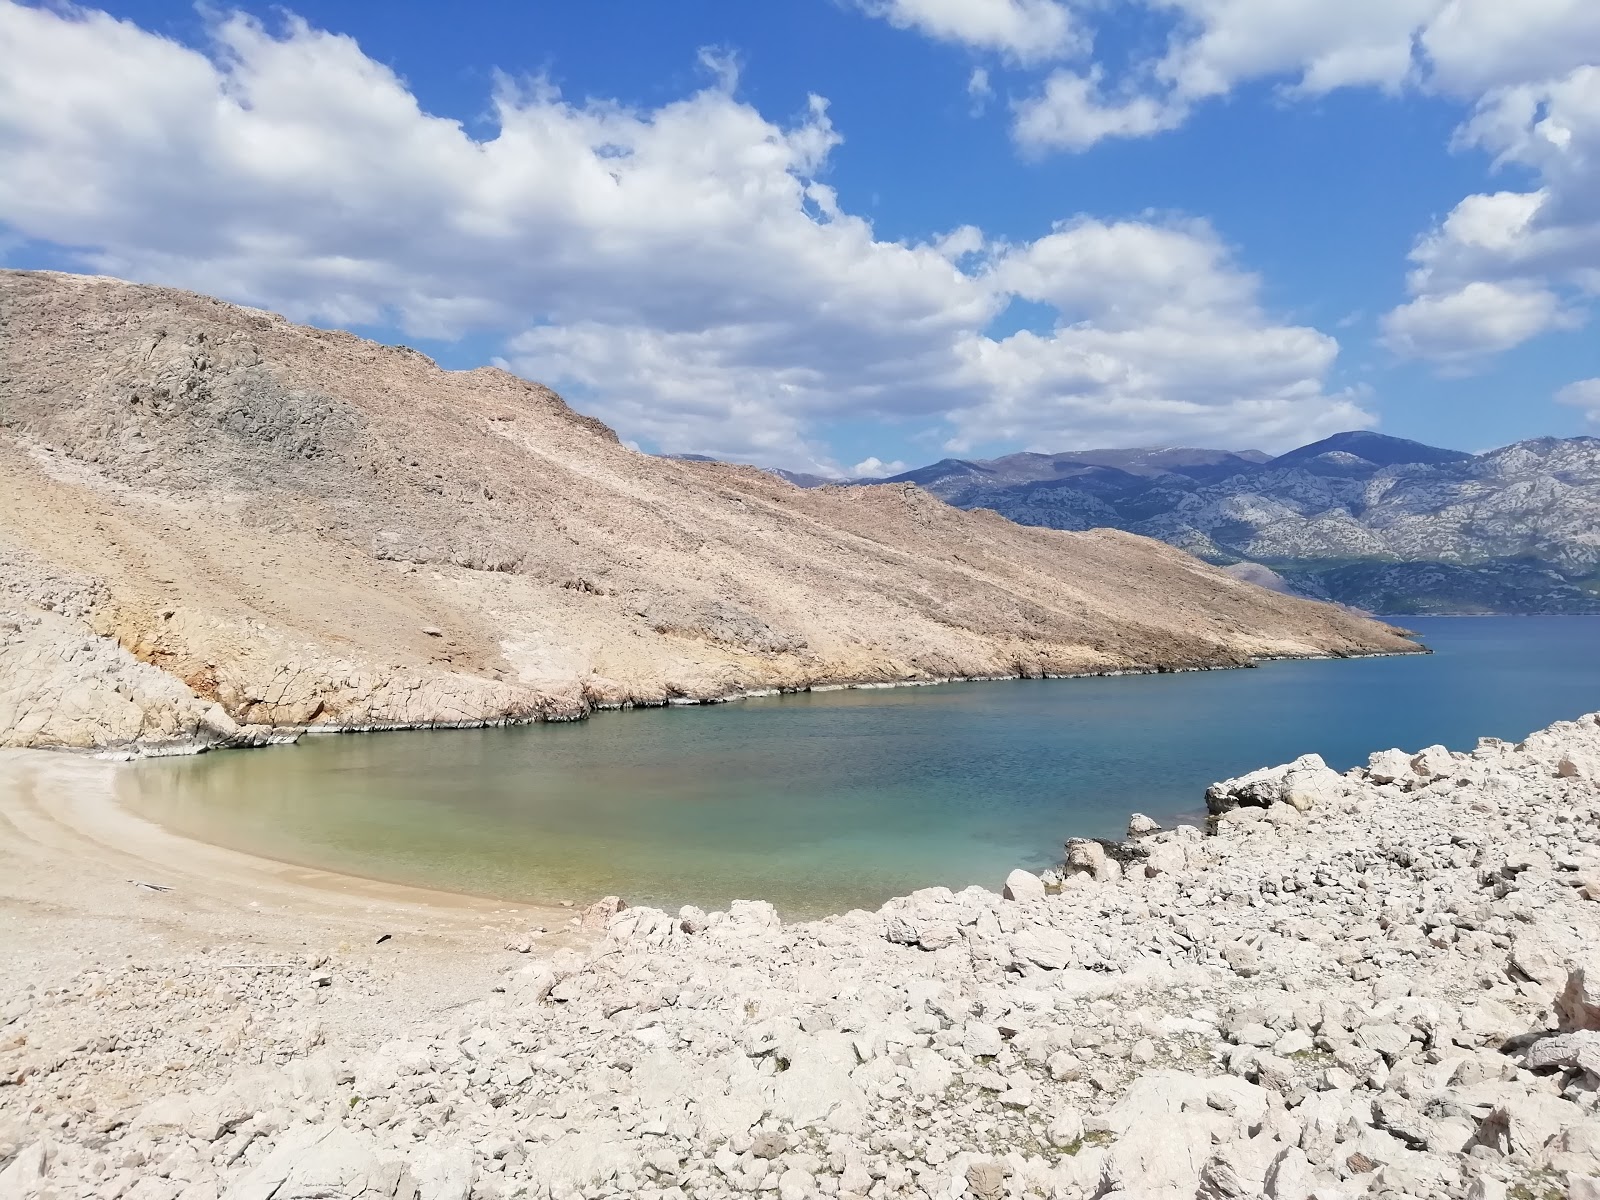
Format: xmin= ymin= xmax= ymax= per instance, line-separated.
xmin=879 ymin=433 xmax=1600 ymax=614
xmin=0 ymin=270 xmax=1416 ymax=753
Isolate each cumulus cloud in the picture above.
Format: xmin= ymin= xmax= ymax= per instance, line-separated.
xmin=851 ymin=457 xmax=910 ymax=477
xmin=1556 ymin=378 xmax=1600 ymax=423
xmin=1381 ymin=282 xmax=1580 ymax=364
xmin=999 ymin=1 xmax=1600 ymax=151
xmin=1012 ymin=70 xmax=1187 ymax=153
xmin=947 ymin=219 xmax=1365 ymax=451
xmin=1386 ymin=64 xmax=1600 ymax=363
xmin=0 ymin=2 xmax=1366 ymax=469
xmin=853 ymin=0 xmax=1079 ymax=63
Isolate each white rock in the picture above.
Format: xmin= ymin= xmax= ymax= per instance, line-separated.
xmin=962 ymin=1023 xmax=1003 ymax=1058
xmin=1002 ymin=869 xmax=1045 ymax=903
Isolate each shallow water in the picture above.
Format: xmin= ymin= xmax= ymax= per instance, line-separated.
xmin=124 ymin=616 xmax=1600 ymax=916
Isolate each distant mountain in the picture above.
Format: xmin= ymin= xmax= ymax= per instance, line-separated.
xmin=876 ymin=432 xmax=1600 ymax=615
xmin=1268 ymin=431 xmax=1472 ymax=471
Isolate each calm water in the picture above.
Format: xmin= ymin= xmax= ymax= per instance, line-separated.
xmin=124 ymin=617 xmax=1600 ymax=916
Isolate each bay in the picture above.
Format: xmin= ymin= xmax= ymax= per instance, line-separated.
xmin=123 ymin=616 xmax=1600 ymax=916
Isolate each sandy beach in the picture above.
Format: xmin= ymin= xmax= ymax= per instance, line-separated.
xmin=0 ymin=747 xmax=577 ymax=1040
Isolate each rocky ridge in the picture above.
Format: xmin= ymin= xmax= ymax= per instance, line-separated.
xmin=868 ymin=433 xmax=1600 ymax=615
xmin=0 ymin=270 xmax=1416 ymax=755
xmin=4 ymin=712 xmax=1600 ymax=1199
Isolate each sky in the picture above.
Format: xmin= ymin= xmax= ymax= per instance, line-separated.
xmin=1 ymin=1 xmax=1597 ymax=476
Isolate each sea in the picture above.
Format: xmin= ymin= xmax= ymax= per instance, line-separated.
xmin=122 ymin=616 xmax=1600 ymax=917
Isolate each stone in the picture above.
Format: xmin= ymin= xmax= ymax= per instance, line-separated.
xmin=1525 ymin=1031 xmax=1600 ymax=1075
xmin=1065 ymin=838 xmax=1106 ymax=877
xmin=777 ymin=1168 xmax=815 ymax=1200
xmin=964 ymin=1160 xmax=1007 ymax=1200
xmin=1206 ymin=753 xmax=1343 ymax=814
xmin=1002 ymin=869 xmax=1045 ymax=903
xmin=1127 ymin=812 xmax=1162 ymax=837
xmin=1048 ymin=1107 xmax=1085 ymax=1148
xmin=1367 ymin=748 xmax=1416 ymax=785
xmin=962 ymin=1023 xmax=1004 ymax=1058
xmin=1263 ymin=1145 xmax=1316 ymax=1200
xmin=1559 ymin=962 xmax=1600 ymax=1033
xmin=221 ymin=1123 xmax=392 ymax=1200
xmin=580 ymin=895 xmax=628 ymax=931
xmin=1411 ymin=744 xmax=1456 ymax=780
xmin=0 ymin=1142 xmax=52 ymax=1200
xmin=1223 ymin=941 xmax=1261 ymax=978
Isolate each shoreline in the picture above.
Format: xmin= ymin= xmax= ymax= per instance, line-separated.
xmin=65 ymin=640 xmax=1433 ymax=762
xmin=101 ymin=645 xmax=1435 ymax=919
xmin=0 ymin=748 xmax=570 ymax=950
xmin=5 ymin=643 xmax=1434 ymax=932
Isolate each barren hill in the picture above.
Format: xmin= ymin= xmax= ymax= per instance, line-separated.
xmin=0 ymin=270 xmax=1417 ymax=754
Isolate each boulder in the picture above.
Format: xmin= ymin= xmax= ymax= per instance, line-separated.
xmin=0 ymin=1141 xmax=51 ymax=1200
xmin=1410 ymin=744 xmax=1458 ymax=780
xmin=222 ymin=1123 xmax=402 ymax=1200
xmin=1559 ymin=961 xmax=1600 ymax=1033
xmin=1002 ymin=868 xmax=1046 ymax=903
xmin=1206 ymin=754 xmax=1343 ymax=815
xmin=580 ymin=895 xmax=628 ymax=931
xmin=1127 ymin=813 xmax=1162 ymax=838
xmin=1065 ymin=838 xmax=1106 ymax=876
xmin=1366 ymin=748 xmax=1415 ymax=785
xmin=1525 ymin=1031 xmax=1600 ymax=1075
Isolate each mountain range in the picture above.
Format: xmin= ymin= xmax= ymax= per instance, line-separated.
xmin=750 ymin=431 xmax=1600 ymax=615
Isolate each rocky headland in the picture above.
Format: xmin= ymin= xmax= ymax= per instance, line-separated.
xmin=3 ymin=711 xmax=1600 ymax=1199
xmin=0 ymin=270 xmax=1418 ymax=757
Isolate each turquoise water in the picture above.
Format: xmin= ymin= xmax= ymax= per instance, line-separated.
xmin=124 ymin=617 xmax=1600 ymax=916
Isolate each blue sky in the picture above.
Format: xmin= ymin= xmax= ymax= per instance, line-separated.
xmin=2 ymin=1 xmax=1597 ymax=474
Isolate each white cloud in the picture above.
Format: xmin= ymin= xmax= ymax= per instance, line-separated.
xmin=1155 ymin=0 xmax=1440 ymax=101
xmin=1384 ymin=64 xmax=1600 ymax=363
xmin=853 ymin=0 xmax=1080 ymax=63
xmin=1556 ymin=378 xmax=1600 ymax=423
xmin=851 ymin=456 xmax=910 ymax=477
xmin=967 ymin=67 xmax=993 ymax=115
xmin=1382 ymin=281 xmax=1580 ymax=363
xmin=0 ymin=2 xmax=1365 ymax=470
xmin=949 ymin=218 xmax=1364 ymax=450
xmin=999 ymin=0 xmax=1600 ymax=151
xmin=1012 ymin=70 xmax=1188 ymax=153
xmin=1421 ymin=0 xmax=1600 ymax=95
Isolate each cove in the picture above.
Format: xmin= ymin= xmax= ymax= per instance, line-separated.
xmin=123 ymin=616 xmax=1600 ymax=917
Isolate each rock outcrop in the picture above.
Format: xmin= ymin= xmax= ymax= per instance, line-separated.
xmin=0 ymin=270 xmax=1417 ymax=754
xmin=4 ymin=710 xmax=1600 ymax=1198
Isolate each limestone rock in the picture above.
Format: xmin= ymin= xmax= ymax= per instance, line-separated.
xmin=1002 ymin=869 xmax=1045 ymax=903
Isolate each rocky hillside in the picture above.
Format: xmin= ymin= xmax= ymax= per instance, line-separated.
xmin=874 ymin=432 xmax=1600 ymax=615
xmin=0 ymin=270 xmax=1415 ymax=755
xmin=4 ymin=711 xmax=1600 ymax=1198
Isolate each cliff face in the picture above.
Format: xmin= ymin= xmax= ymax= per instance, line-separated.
xmin=0 ymin=270 xmax=1418 ymax=754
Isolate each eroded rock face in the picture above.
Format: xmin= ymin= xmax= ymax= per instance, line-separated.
xmin=0 ymin=269 xmax=1419 ymax=755
xmin=5 ymin=710 xmax=1600 ymax=1200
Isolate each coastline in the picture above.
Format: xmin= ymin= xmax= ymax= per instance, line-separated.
xmin=66 ymin=640 xmax=1432 ymax=762
xmin=0 ymin=642 xmax=1438 ymax=945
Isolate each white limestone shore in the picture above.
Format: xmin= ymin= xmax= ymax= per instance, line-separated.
xmin=2 ymin=711 xmax=1600 ymax=1200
